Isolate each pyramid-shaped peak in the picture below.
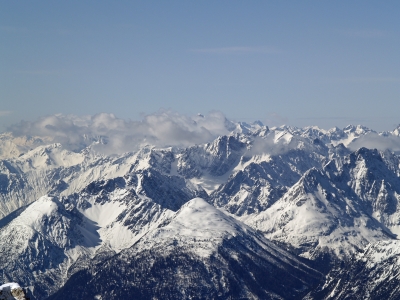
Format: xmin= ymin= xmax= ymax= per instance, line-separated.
xmin=173 ymin=198 xmax=240 ymax=234
xmin=392 ymin=124 xmax=400 ymax=136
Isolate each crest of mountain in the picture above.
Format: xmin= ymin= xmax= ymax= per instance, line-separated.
xmin=210 ymin=142 xmax=328 ymax=216
xmin=48 ymin=198 xmax=322 ymax=300
xmin=324 ymin=148 xmax=400 ymax=234
xmin=232 ymin=121 xmax=270 ymax=139
xmin=393 ymin=124 xmax=400 ymax=137
xmin=248 ymin=167 xmax=394 ymax=264
xmin=0 ymin=141 xmax=196 ymax=218
xmin=0 ymin=195 xmax=99 ymax=299
xmin=0 ymin=133 xmax=52 ymax=160
xmin=0 ymin=143 xmax=119 ymax=218
xmin=176 ymin=135 xmax=247 ymax=178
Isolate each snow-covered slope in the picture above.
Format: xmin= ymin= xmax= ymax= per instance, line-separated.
xmin=211 ymin=142 xmax=328 ymax=216
xmin=48 ymin=198 xmax=322 ymax=300
xmin=249 ymin=168 xmax=394 ymax=261
xmin=0 ymin=133 xmax=52 ymax=160
xmin=0 ymin=195 xmax=98 ymax=299
xmin=308 ymin=239 xmax=400 ymax=300
xmin=0 ymin=142 xmax=182 ymax=218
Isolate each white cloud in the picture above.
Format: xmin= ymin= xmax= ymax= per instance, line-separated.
xmin=247 ymin=133 xmax=310 ymax=157
xmin=6 ymin=111 xmax=231 ymax=154
xmin=348 ymin=133 xmax=400 ymax=152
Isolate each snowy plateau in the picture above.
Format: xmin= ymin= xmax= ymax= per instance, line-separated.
xmin=1 ymin=116 xmax=400 ymax=299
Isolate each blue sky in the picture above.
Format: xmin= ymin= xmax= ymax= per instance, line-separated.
xmin=1 ymin=1 xmax=400 ymax=131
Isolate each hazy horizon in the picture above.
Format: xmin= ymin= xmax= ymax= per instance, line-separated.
xmin=2 ymin=1 xmax=400 ymax=131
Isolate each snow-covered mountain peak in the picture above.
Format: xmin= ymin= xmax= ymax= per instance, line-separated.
xmin=345 ymin=147 xmax=387 ymax=179
xmin=270 ymin=124 xmax=297 ymax=132
xmin=17 ymin=143 xmax=85 ymax=170
xmin=7 ymin=195 xmax=80 ymax=249
xmin=18 ymin=195 xmax=61 ymax=223
xmin=230 ymin=121 xmax=268 ymax=137
xmin=0 ymin=133 xmax=51 ymax=160
xmin=264 ymin=167 xmax=323 ymax=201
xmin=301 ymin=126 xmax=328 ymax=138
xmin=232 ymin=122 xmax=253 ymax=135
xmin=172 ymin=197 xmax=241 ymax=235
xmin=392 ymin=124 xmax=400 ymax=136
xmin=252 ymin=120 xmax=264 ymax=127
xmin=343 ymin=124 xmax=373 ymax=135
xmin=138 ymin=197 xmax=245 ymax=258
xmin=250 ymin=161 xmax=394 ymax=260
xmin=328 ymin=126 xmax=341 ymax=132
xmin=353 ymin=146 xmax=381 ymax=159
xmin=303 ymin=166 xmax=323 ymax=177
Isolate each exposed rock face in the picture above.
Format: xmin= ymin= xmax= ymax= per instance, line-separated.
xmin=0 ymin=283 xmax=28 ymax=300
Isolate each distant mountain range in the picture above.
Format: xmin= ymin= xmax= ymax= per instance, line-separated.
xmin=1 ymin=117 xmax=400 ymax=299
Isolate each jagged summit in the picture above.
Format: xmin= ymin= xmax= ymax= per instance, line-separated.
xmin=392 ymin=124 xmax=400 ymax=136
xmin=135 ymin=197 xmax=253 ymax=258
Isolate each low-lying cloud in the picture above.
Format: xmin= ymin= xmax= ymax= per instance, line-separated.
xmin=6 ymin=111 xmax=232 ymax=154
xmin=247 ymin=133 xmax=312 ymax=157
xmin=6 ymin=112 xmax=400 ymax=156
xmin=348 ymin=133 xmax=400 ymax=153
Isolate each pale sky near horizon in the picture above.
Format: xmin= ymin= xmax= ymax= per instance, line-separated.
xmin=1 ymin=1 xmax=400 ymax=132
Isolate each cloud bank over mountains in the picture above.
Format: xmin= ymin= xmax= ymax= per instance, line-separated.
xmin=3 ymin=111 xmax=400 ymax=156
xmin=5 ymin=111 xmax=232 ymax=154
xmin=348 ymin=133 xmax=400 ymax=152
